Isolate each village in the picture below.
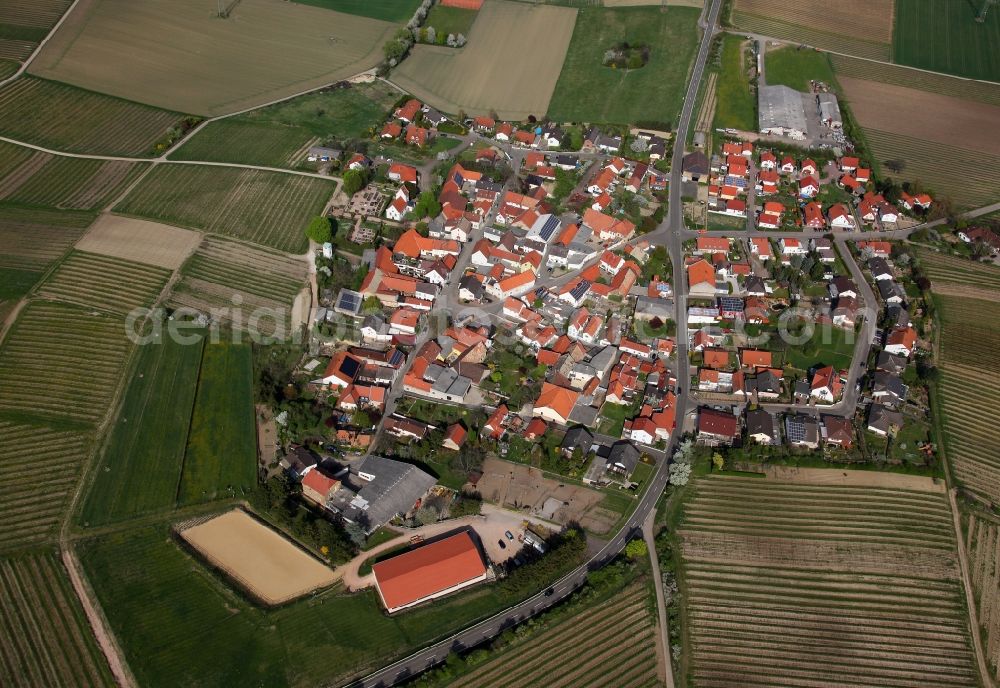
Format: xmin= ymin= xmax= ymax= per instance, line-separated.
xmin=258 ymin=90 xmax=947 ymax=614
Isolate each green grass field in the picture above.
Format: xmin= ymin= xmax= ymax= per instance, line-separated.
xmin=713 ymin=35 xmax=756 ymax=131
xmin=0 ymin=76 xmax=186 ymax=156
xmin=764 ymin=45 xmax=836 ymax=91
xmin=291 ymin=0 xmax=419 ymax=23
xmin=178 ymin=341 xmax=256 ymax=505
xmin=80 ymin=335 xmax=205 ymax=527
xmin=893 ymin=0 xmax=1000 ymax=82
xmin=171 ymin=81 xmax=399 ymax=168
xmin=782 ymin=324 xmax=856 ymax=372
xmin=79 ymin=523 xmax=575 ymax=688
xmin=114 ymin=164 xmax=334 ymax=253
xmin=547 ymin=6 xmax=700 ymax=125
xmin=423 ymin=5 xmax=478 ymax=39
xmin=0 ymin=551 xmax=114 ymax=685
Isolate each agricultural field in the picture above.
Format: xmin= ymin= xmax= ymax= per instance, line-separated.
xmin=677 ymin=475 xmax=978 ymax=686
xmin=0 ymin=59 xmax=18 ymax=79
xmin=0 ymin=77 xmax=185 ymax=156
xmin=448 ymin=583 xmax=659 ymax=688
xmin=862 ymin=129 xmax=1000 ymax=209
xmin=0 ymin=205 xmax=94 ymax=273
xmin=178 ymin=340 xmax=256 ymax=505
xmin=916 ymin=248 xmax=1000 ymax=295
xmin=79 ymin=522 xmax=569 ymax=688
xmin=893 ymin=0 xmax=1000 ymax=82
xmin=114 ymin=164 xmax=334 ymax=253
xmin=966 ymin=512 xmax=1000 ymax=682
xmin=0 ymin=140 xmax=150 ymax=210
xmin=830 ymin=54 xmax=1000 ymax=107
xmin=732 ymin=0 xmax=894 ymax=61
xmin=0 ymin=301 xmax=131 ymax=425
xmin=291 ymin=0 xmax=421 ymax=23
xmin=171 ymin=81 xmax=399 ymax=168
xmin=930 ymin=289 xmax=1000 ymax=504
xmin=0 ymin=420 xmax=92 ymax=551
xmin=75 ymin=215 xmax=202 ymax=270
xmin=547 ymin=6 xmax=700 ymax=125
xmin=712 ymin=35 xmax=756 ymax=132
xmin=180 ymin=510 xmax=338 ymax=605
xmin=36 ymin=251 xmax=170 ymax=315
xmin=0 ymin=550 xmax=113 ymax=686
xmin=839 ymin=78 xmax=1000 ymax=157
xmin=79 ymin=333 xmax=204 ymax=527
xmin=392 ymin=0 xmax=577 ymax=121
xmin=0 ymin=0 xmax=72 ymax=64
xmin=29 ymin=0 xmax=398 ymax=116
xmin=764 ymin=45 xmax=836 ymax=91
xmin=167 ymin=236 xmax=309 ymax=336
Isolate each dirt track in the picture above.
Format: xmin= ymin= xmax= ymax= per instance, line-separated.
xmin=180 ymin=509 xmax=337 ymax=605
xmin=733 ymin=464 xmax=946 ymax=493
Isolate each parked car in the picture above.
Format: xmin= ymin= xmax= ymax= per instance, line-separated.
xmin=497 ymin=539 xmax=507 ymax=550
xmin=505 ymin=530 xmax=515 ymax=541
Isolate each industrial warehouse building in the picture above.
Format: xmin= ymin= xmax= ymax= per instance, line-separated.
xmin=372 ymin=531 xmax=489 ymax=613
xmin=758 ymin=85 xmax=808 ymax=140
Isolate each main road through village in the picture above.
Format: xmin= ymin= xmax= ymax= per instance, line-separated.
xmin=347 ymin=0 xmax=724 ymax=685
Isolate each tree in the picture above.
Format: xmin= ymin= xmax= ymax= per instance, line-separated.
xmin=412 ymin=191 xmax=441 ymax=219
xmin=425 ymin=26 xmax=436 ymax=44
xmin=305 ymin=216 xmax=332 ymax=244
xmin=416 ymin=505 xmax=439 ymax=525
xmin=343 ymin=168 xmax=368 ymax=197
xmin=668 ymin=462 xmax=691 ymax=486
xmin=624 ymin=539 xmax=648 ymax=559
xmin=455 ymin=34 xmax=467 ymax=47
xmin=712 ymin=452 xmax=725 ymax=471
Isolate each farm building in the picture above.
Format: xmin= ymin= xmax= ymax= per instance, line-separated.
xmin=373 ymin=531 xmax=488 ymax=613
xmin=328 ymin=455 xmax=437 ymax=534
xmin=816 ymin=93 xmax=842 ymax=129
xmin=758 ymin=85 xmax=808 ymax=140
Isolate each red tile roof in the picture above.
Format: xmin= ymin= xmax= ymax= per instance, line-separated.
xmin=373 ymin=532 xmax=486 ymax=611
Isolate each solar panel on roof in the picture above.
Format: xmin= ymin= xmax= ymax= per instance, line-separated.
xmin=337 ymin=289 xmax=361 ymax=314
xmin=339 ymin=356 xmax=361 ymax=379
xmin=539 ymin=216 xmax=560 ymax=241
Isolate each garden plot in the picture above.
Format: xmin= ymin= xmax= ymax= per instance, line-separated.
xmin=0 ymin=419 xmax=92 ymax=551
xmin=115 ymin=164 xmax=334 ymax=253
xmin=30 ymin=0 xmax=398 ymax=116
xmin=392 ymin=0 xmax=577 ymax=120
xmin=36 ymin=251 xmax=171 ymax=315
xmin=677 ymin=475 xmax=978 ymax=687
xmin=0 ymin=301 xmax=131 ymax=424
xmin=75 ymin=214 xmax=202 ymax=270
xmin=180 ymin=510 xmax=337 ymax=605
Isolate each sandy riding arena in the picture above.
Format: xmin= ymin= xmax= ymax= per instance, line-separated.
xmin=179 ymin=510 xmax=337 ymax=605
xmin=75 ymin=214 xmax=202 ymax=269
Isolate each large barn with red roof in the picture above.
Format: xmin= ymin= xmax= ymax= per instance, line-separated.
xmin=372 ymin=531 xmax=488 ymax=613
